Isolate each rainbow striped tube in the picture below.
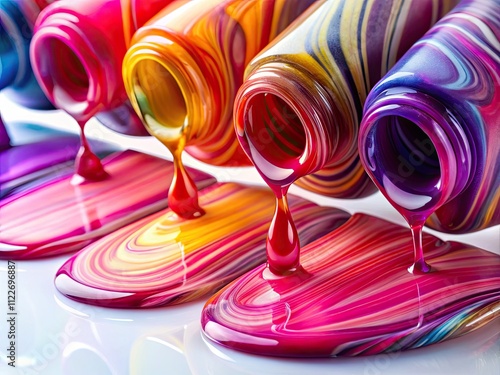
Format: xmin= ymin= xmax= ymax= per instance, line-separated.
xmin=359 ymin=0 xmax=500 ymax=233
xmin=123 ymin=0 xmax=317 ymax=167
xmin=30 ymin=0 xmax=176 ymax=134
xmin=54 ymin=183 xmax=349 ymax=308
xmin=202 ymin=214 xmax=500 ymax=357
xmin=0 ymin=0 xmax=54 ymax=108
xmin=234 ymin=0 xmax=458 ymax=198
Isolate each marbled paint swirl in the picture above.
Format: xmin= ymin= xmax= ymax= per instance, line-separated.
xmin=0 ymin=117 xmax=117 ymax=199
xmin=30 ymin=0 xmax=181 ymax=180
xmin=202 ymin=0 xmax=500 ymax=357
xmin=0 ymin=150 xmax=215 ymax=259
xmin=234 ymin=0 xmax=458 ymax=274
xmin=235 ymin=0 xmax=458 ymax=199
xmin=359 ymin=0 xmax=500 ymax=233
xmin=123 ymin=0 xmax=317 ymax=217
xmin=124 ymin=0 xmax=317 ymax=167
xmin=1 ymin=134 xmax=85 ymax=198
xmin=55 ymin=183 xmax=349 ymax=308
xmin=202 ymin=214 xmax=500 ymax=357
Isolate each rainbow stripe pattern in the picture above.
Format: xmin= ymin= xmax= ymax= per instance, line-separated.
xmin=123 ymin=0 xmax=317 ymax=167
xmin=236 ymin=0 xmax=457 ymax=198
xmin=0 ymin=150 xmax=215 ymax=259
xmin=360 ymin=0 xmax=500 ymax=233
xmin=202 ymin=214 xmax=500 ymax=357
xmin=55 ymin=182 xmax=349 ymax=307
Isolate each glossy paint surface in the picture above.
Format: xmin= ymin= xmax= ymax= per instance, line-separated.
xmin=30 ymin=0 xmax=177 ymax=180
xmin=0 ymin=150 xmax=215 ymax=259
xmin=72 ymin=119 xmax=109 ymax=182
xmin=55 ymin=183 xmax=349 ymax=308
xmin=0 ymin=0 xmax=89 ymax=196
xmin=202 ymin=214 xmax=500 ymax=357
xmin=124 ymin=0 xmax=317 ymax=217
xmin=0 ymin=105 xmax=498 ymax=373
xmin=0 ymin=115 xmax=114 ymax=199
xmin=202 ymin=0 xmax=499 ymax=357
xmin=3 ymin=1 xmax=190 ymax=254
xmin=235 ymin=0 xmax=457 ymax=274
xmin=359 ymin=0 xmax=500 ymax=234
xmin=30 ymin=0 xmax=173 ymax=124
xmin=1 ymin=246 xmax=498 ymax=374
xmin=125 ymin=0 xmax=317 ymax=166
xmin=1 ymin=133 xmax=81 ymax=198
xmin=236 ymin=0 xmax=457 ymax=199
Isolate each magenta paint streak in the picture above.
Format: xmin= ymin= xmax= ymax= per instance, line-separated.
xmin=55 ymin=183 xmax=349 ymax=308
xmin=203 ymin=0 xmax=499 ymax=357
xmin=202 ymin=214 xmax=500 ymax=357
xmin=234 ymin=0 xmax=458 ymax=275
xmin=29 ymin=0 xmax=177 ymax=180
xmin=0 ymin=150 xmax=215 ymax=259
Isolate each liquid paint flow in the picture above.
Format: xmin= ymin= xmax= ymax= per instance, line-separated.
xmin=54 ymin=0 xmax=337 ymax=307
xmin=202 ymin=0 xmax=500 ymax=357
xmin=0 ymin=0 xmax=215 ymax=259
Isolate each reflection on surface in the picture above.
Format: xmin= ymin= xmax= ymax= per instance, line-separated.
xmin=0 ymin=150 xmax=214 ymax=259
xmin=190 ymin=322 xmax=500 ymax=375
xmin=202 ymin=214 xmax=500 ymax=357
xmin=0 ymin=217 xmax=498 ymax=375
xmin=0 ymin=122 xmax=93 ymax=198
xmin=55 ymin=183 xmax=348 ymax=308
xmin=130 ymin=325 xmax=192 ymax=375
xmin=62 ymin=343 xmax=113 ymax=375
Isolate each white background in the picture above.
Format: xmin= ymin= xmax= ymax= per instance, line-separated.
xmin=0 ymin=95 xmax=499 ymax=375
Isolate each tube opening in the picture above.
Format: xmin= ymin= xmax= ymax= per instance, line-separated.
xmin=366 ymin=116 xmax=441 ymax=212
xmin=37 ymin=37 xmax=90 ymax=110
xmin=131 ymin=59 xmax=187 ymax=140
xmin=244 ymin=93 xmax=306 ymax=169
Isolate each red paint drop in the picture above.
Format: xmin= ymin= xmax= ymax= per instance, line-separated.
xmin=266 ymin=189 xmax=300 ymax=275
xmin=73 ymin=121 xmax=108 ymax=182
xmin=167 ymin=146 xmax=205 ymax=219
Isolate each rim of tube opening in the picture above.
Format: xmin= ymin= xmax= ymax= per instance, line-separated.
xmin=125 ymin=52 xmax=192 ymax=144
xmin=359 ymin=94 xmax=472 ymax=212
xmin=236 ymin=82 xmax=318 ymax=186
xmin=30 ymin=26 xmax=100 ymax=119
xmin=122 ymin=25 xmax=215 ymax=146
xmin=235 ymin=62 xmax=336 ymax=186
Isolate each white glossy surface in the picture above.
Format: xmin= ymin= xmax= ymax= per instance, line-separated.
xmin=0 ymin=97 xmax=499 ymax=375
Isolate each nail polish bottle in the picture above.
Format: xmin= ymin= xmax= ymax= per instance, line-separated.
xmin=30 ymin=0 xmax=175 ymax=135
xmin=201 ymin=0 xmax=500 ymax=358
xmin=48 ymin=0 xmax=354 ymax=309
xmin=234 ymin=0 xmax=457 ymax=274
xmin=235 ymin=0 xmax=459 ymax=201
xmin=0 ymin=0 xmax=54 ymax=109
xmin=359 ymin=0 xmax=500 ymax=234
xmin=123 ymin=0 xmax=317 ymax=168
xmin=0 ymin=0 xmax=219 ymax=260
xmin=123 ymin=0 xmax=318 ymax=218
